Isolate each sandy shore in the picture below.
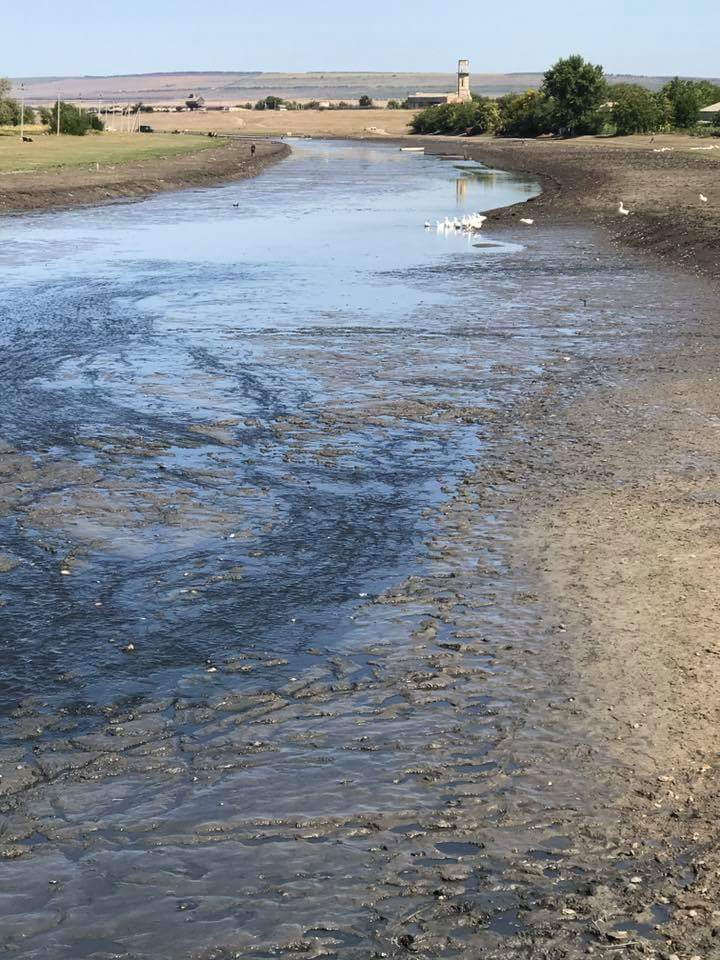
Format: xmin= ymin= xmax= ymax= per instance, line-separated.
xmin=0 ymin=138 xmax=289 ymax=216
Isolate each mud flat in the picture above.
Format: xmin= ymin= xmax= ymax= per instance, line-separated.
xmin=450 ymin=133 xmax=720 ymax=278
xmin=0 ymin=141 xmax=719 ymax=959
xmin=0 ymin=138 xmax=289 ymax=216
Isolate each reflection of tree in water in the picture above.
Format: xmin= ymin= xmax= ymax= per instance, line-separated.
xmin=455 ymin=169 xmax=500 ymax=206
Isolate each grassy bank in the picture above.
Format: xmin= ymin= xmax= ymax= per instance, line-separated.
xmin=0 ymin=132 xmax=216 ymax=175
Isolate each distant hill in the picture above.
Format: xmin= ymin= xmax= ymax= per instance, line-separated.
xmin=11 ymin=70 xmax=720 ymax=105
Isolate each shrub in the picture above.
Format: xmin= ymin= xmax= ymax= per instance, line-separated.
xmin=610 ymin=84 xmax=665 ymax=135
xmin=410 ymin=97 xmax=499 ymax=136
xmin=496 ymin=91 xmax=554 ymax=137
xmin=387 ymin=99 xmax=401 ymax=109
xmin=44 ymin=101 xmax=103 ymax=135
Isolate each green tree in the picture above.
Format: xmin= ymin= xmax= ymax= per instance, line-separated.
xmin=541 ymin=54 xmax=607 ymax=136
xmin=661 ymin=78 xmax=700 ymax=127
xmin=0 ymin=99 xmax=15 ymax=125
xmin=44 ymin=101 xmax=103 ymax=135
xmin=410 ymin=98 xmax=498 ymax=136
xmin=496 ymin=90 xmax=554 ymax=137
xmin=660 ymin=78 xmax=720 ymax=128
xmin=386 ymin=99 xmax=401 ymax=109
xmin=610 ymin=84 xmax=664 ymax=135
xmin=0 ymin=97 xmax=35 ymax=126
xmin=358 ymin=95 xmax=374 ymax=108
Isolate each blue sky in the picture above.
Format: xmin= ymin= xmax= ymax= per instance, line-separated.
xmin=6 ymin=0 xmax=719 ymax=78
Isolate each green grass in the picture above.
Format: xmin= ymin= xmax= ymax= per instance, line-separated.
xmin=0 ymin=131 xmax=217 ymax=174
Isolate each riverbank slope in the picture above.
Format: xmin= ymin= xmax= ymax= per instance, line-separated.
xmin=447 ymin=133 xmax=720 ymax=277
xmin=0 ymin=137 xmax=289 ymax=215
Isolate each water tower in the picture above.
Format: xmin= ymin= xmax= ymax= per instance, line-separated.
xmin=457 ymin=59 xmax=471 ymax=102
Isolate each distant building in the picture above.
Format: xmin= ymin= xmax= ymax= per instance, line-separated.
xmin=405 ymin=59 xmax=472 ymax=110
xmin=699 ymin=101 xmax=720 ymax=122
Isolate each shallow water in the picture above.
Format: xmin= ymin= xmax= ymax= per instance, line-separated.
xmin=0 ymin=140 xmax=539 ymax=715
xmin=0 ymin=140 xmax=698 ymax=958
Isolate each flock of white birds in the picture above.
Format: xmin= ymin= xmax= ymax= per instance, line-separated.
xmin=425 ymin=192 xmax=710 ymax=231
xmin=424 ymin=212 xmax=535 ymax=233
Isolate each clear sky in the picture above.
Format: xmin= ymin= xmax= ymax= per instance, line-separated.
xmin=6 ymin=0 xmax=719 ymax=78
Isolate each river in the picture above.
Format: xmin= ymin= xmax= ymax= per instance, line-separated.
xmin=0 ymin=139 xmax=677 ymax=958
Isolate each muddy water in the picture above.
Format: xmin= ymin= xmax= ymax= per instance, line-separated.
xmin=0 ymin=141 xmax=678 ymax=957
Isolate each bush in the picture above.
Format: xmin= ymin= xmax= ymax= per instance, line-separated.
xmin=43 ymin=101 xmax=104 ymax=135
xmin=610 ymin=84 xmax=665 ymax=135
xmin=254 ymin=96 xmax=283 ymax=111
xmin=410 ymin=97 xmax=499 ymax=136
xmin=387 ymin=99 xmax=401 ymax=109
xmin=496 ymin=90 xmax=554 ymax=137
xmin=541 ymin=54 xmax=607 ymax=136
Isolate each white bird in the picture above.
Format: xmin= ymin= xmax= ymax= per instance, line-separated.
xmin=520 ymin=218 xmax=534 ymax=225
xmin=618 ymin=202 xmax=630 ymax=216
xmin=700 ymin=194 xmax=708 ymax=203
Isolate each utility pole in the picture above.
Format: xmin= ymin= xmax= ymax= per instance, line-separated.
xmin=19 ymin=83 xmax=24 ymax=141
xmin=57 ymin=97 xmax=61 ymax=136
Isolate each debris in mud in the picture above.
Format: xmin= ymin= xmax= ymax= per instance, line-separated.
xmin=0 ymin=553 xmax=19 ymax=573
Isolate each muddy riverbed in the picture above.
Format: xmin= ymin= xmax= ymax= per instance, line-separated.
xmin=0 ymin=140 xmax=717 ymax=959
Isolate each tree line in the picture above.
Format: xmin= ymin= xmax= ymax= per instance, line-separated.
xmin=410 ymin=55 xmax=720 ymax=138
xmin=1 ymin=79 xmax=105 ymax=135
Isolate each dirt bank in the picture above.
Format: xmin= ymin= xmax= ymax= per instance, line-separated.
xmin=428 ymin=135 xmax=720 ymax=279
xmin=0 ymin=138 xmax=289 ymax=216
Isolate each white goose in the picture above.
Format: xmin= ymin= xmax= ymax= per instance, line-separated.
xmin=618 ymin=202 xmax=630 ymax=216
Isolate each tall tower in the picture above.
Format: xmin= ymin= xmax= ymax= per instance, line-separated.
xmin=457 ymin=59 xmax=471 ymax=102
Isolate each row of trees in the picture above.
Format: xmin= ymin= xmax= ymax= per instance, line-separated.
xmin=410 ymin=56 xmax=720 ymax=138
xmin=0 ymin=77 xmax=104 ymax=135
xmin=250 ymin=95 xmax=377 ymax=111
